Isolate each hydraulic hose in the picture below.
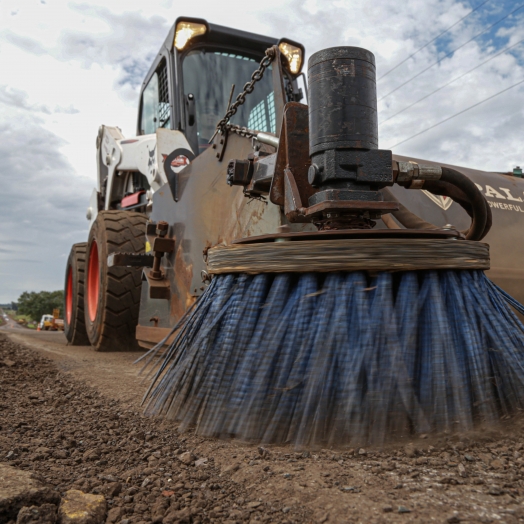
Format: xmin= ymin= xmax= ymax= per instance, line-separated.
xmin=422 ymin=178 xmax=492 ymax=240
xmin=439 ymin=167 xmax=490 ymax=241
xmin=382 ymin=166 xmax=492 ymax=241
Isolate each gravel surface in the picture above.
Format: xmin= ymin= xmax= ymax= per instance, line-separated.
xmin=2 ymin=332 xmax=524 ymax=523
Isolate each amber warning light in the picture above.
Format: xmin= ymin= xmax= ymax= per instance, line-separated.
xmin=174 ymin=21 xmax=207 ymax=51
xmin=278 ymin=41 xmax=303 ymax=74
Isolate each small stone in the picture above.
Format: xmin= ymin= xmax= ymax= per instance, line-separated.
xmin=472 ymin=478 xmax=484 ymax=485
xmin=3 ymin=359 xmax=16 ymax=367
xmin=97 ymin=474 xmax=118 ymax=483
xmin=103 ymin=482 xmax=122 ymax=498
xmin=446 ymin=513 xmax=461 ymax=523
xmin=247 ymin=501 xmax=261 ymax=509
xmin=178 ymin=452 xmax=195 ymax=465
xmin=82 ymin=450 xmax=100 ymax=462
xmin=479 ymin=453 xmax=492 ymax=464
xmin=16 ymin=503 xmax=57 ymax=524
xmin=52 ymin=450 xmax=68 ymax=460
xmin=358 ymin=448 xmax=366 ymax=455
xmin=488 ymin=486 xmax=504 ymax=496
xmin=283 ymin=473 xmax=292 ymax=479
xmin=464 ymin=454 xmax=474 ymax=462
xmin=105 ymin=507 xmax=122 ymax=524
xmin=65 ymin=440 xmax=77 ymax=450
xmin=58 ymin=489 xmax=106 ymax=524
xmin=151 ymin=498 xmax=169 ymax=522
xmin=382 ymin=505 xmax=393 ymax=513
xmin=490 ymin=459 xmax=503 ymax=469
xmin=404 ymin=444 xmax=416 ymax=458
xmin=282 ymin=507 xmax=291 ymax=513
xmin=458 ymin=463 xmax=467 ymax=478
xmin=398 ymin=506 xmax=411 ymax=514
xmin=222 ymin=464 xmax=239 ymax=474
xmin=162 ymin=490 xmax=175 ymax=497
xmin=194 ymin=458 xmax=207 ymax=467
xmin=141 ymin=478 xmax=151 ymax=488
xmin=134 ymin=503 xmax=148 ymax=514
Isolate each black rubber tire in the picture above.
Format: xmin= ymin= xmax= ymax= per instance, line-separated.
xmin=84 ymin=211 xmax=147 ymax=351
xmin=64 ymin=243 xmax=90 ymax=345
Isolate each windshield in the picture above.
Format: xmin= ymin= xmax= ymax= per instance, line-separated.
xmin=183 ymin=49 xmax=276 ymax=153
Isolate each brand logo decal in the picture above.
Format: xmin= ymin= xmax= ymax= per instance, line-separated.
xmin=421 ymin=190 xmax=454 ymax=211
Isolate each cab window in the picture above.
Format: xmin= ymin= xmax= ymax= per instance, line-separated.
xmin=183 ymin=49 xmax=275 ymax=154
xmin=140 ymin=59 xmax=170 ymax=135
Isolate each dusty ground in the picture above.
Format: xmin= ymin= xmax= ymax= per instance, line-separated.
xmin=1 ymin=328 xmax=524 ymax=524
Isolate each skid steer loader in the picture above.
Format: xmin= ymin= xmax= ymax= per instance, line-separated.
xmin=64 ymin=17 xmax=524 ymax=351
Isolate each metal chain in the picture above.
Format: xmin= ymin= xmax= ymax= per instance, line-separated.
xmin=213 ymin=46 xmax=277 ymax=140
xmin=223 ymin=124 xmax=260 ymax=139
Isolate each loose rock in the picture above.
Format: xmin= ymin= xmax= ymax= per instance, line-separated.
xmin=178 ymin=452 xmax=195 ymax=465
xmin=0 ymin=464 xmax=59 ymax=522
xmin=58 ymin=490 xmax=106 ymax=524
xmin=16 ymin=503 xmax=57 ymax=524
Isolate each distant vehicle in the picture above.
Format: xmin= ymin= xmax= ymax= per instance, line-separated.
xmin=38 ymin=313 xmax=64 ymax=331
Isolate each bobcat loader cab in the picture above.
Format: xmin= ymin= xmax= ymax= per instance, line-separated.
xmin=67 ymin=18 xmax=305 ymax=351
xmin=86 ymin=18 xmax=305 ymax=227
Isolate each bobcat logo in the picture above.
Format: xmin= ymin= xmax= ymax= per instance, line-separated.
xmin=148 ymin=145 xmax=156 ymax=168
xmin=148 ymin=145 xmax=157 ymax=180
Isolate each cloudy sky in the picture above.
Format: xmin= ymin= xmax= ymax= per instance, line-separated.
xmin=0 ymin=0 xmax=523 ymax=303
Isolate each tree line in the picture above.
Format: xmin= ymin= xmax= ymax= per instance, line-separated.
xmin=16 ymin=290 xmax=64 ymax=321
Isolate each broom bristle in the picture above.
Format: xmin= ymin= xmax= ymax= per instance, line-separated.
xmin=141 ymin=269 xmax=524 ymax=447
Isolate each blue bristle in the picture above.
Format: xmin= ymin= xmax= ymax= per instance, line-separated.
xmin=141 ymin=269 xmax=524 ymax=447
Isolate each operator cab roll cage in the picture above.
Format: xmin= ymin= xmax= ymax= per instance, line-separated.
xmin=136 ymin=16 xmax=305 ymax=157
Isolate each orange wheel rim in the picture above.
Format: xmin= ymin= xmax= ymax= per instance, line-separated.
xmin=65 ymin=267 xmax=73 ymax=324
xmin=87 ymin=241 xmax=100 ymax=322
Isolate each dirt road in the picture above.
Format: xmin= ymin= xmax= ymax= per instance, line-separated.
xmin=0 ymin=325 xmax=148 ymax=409
xmin=1 ymin=330 xmax=524 ymax=524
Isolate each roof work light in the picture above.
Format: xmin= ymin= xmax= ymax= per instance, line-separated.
xmin=174 ymin=21 xmax=207 ymax=51
xmin=278 ymin=41 xmax=303 ymax=74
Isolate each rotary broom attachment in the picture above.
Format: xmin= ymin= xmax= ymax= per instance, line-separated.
xmin=140 ymin=46 xmax=524 ymax=447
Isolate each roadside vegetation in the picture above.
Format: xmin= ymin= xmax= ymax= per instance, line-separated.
xmin=10 ymin=291 xmax=65 ymax=329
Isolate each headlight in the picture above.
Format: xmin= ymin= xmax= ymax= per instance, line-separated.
xmin=174 ymin=21 xmax=207 ymax=51
xmin=278 ymin=42 xmax=303 ymax=74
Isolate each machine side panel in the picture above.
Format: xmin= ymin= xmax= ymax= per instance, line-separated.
xmin=390 ymin=154 xmax=524 ymax=304
xmin=138 ymin=134 xmax=282 ymax=331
